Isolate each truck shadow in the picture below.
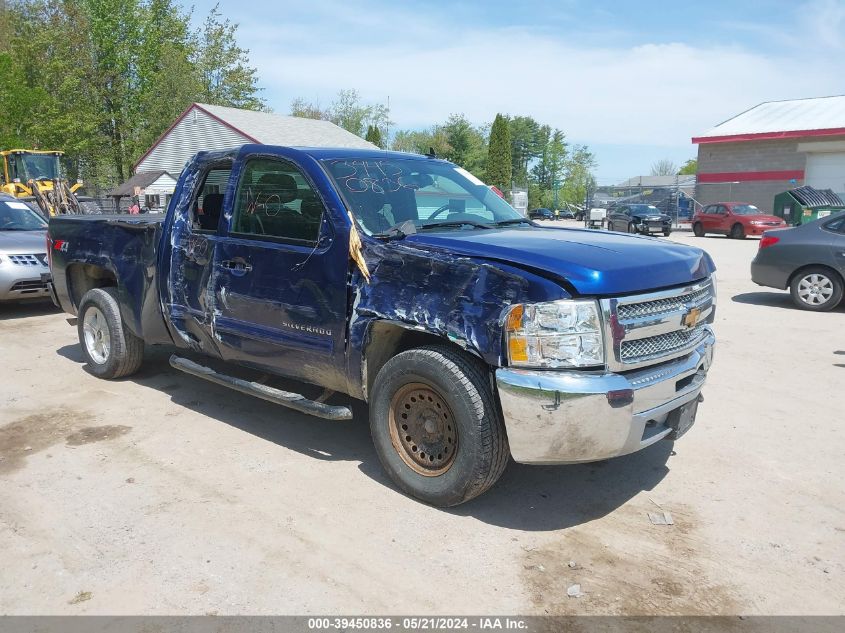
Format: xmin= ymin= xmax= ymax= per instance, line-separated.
xmin=56 ymin=342 xmax=672 ymax=531
xmin=56 ymin=344 xmax=376 ymax=466
xmin=445 ymin=444 xmax=672 ymax=530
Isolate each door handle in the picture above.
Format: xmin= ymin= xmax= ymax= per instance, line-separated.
xmin=221 ymin=259 xmax=253 ymax=273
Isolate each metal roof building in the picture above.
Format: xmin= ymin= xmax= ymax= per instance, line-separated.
xmin=133 ymin=102 xmax=376 ymax=176
xmin=692 ymin=95 xmax=845 ymax=211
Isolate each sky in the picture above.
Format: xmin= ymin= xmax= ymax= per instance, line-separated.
xmin=187 ymin=0 xmax=845 ymax=184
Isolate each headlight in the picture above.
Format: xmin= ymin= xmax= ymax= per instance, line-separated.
xmin=505 ymin=299 xmax=604 ymax=368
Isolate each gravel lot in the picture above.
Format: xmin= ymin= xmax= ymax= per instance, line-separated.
xmin=1 ymin=227 xmax=842 ymax=616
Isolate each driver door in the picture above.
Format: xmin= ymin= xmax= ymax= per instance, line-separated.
xmin=210 ymin=154 xmax=351 ymax=391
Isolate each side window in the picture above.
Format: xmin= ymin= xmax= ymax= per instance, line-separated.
xmin=703 ymin=205 xmax=714 ymax=214
xmin=823 ymin=215 xmax=845 ymax=234
xmin=713 ymin=205 xmax=724 ymax=215
xmin=192 ymin=166 xmax=232 ymax=232
xmin=231 ymin=158 xmax=324 ymax=243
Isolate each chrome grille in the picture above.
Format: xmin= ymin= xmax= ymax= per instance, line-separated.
xmin=602 ymin=277 xmax=715 ymax=371
xmin=7 ymin=254 xmax=46 ymax=266
xmin=617 ymin=284 xmax=711 ymax=320
xmin=621 ymin=325 xmax=709 ymax=362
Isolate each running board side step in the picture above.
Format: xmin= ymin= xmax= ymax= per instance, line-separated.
xmin=169 ymin=355 xmax=353 ymax=421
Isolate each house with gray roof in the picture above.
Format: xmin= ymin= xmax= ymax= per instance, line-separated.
xmin=121 ymin=103 xmax=376 ymax=202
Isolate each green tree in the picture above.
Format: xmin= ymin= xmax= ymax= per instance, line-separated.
xmin=193 ymin=4 xmax=264 ymax=111
xmin=678 ymin=158 xmax=698 ymax=175
xmin=290 ymin=97 xmax=325 ymax=120
xmin=365 ymin=124 xmax=383 ymax=148
xmin=441 ymin=113 xmax=487 ymax=177
xmin=562 ymin=145 xmax=598 ymax=207
xmin=650 ymin=159 xmax=678 ymax=176
xmin=289 ymin=89 xmax=391 ymax=140
xmin=390 ymin=127 xmax=450 ymax=157
xmin=2 ymin=0 xmax=265 ymax=188
xmin=508 ymin=115 xmax=544 ymax=187
xmin=531 ymin=129 xmax=567 ymax=195
xmin=486 ymin=113 xmax=512 ymax=193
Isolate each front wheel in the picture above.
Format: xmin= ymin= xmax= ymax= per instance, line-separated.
xmin=628 ymin=222 xmax=637 ymax=234
xmin=77 ymin=287 xmax=144 ymax=378
xmin=730 ymin=223 xmax=745 ymax=239
xmin=369 ymin=345 xmax=509 ymax=507
xmin=790 ymin=267 xmax=844 ymax=312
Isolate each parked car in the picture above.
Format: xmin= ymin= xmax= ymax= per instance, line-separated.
xmin=751 ymin=214 xmax=845 ymax=311
xmin=48 ymin=145 xmax=716 ymax=507
xmin=528 ymin=207 xmax=553 ymax=220
xmin=607 ymin=204 xmax=672 ymax=236
xmin=0 ymin=194 xmax=52 ymax=302
xmin=693 ymin=202 xmax=787 ymax=239
xmin=558 ymin=209 xmax=575 ymax=219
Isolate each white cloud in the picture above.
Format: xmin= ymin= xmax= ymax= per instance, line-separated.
xmin=252 ymin=29 xmax=841 ymax=147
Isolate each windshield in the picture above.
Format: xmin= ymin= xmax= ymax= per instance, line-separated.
xmin=13 ymin=153 xmax=62 ymax=181
xmin=0 ymin=200 xmax=48 ymax=230
xmin=732 ymin=204 xmax=763 ymax=215
xmin=321 ymin=157 xmax=523 ymax=234
xmin=631 ymin=205 xmax=660 ymax=213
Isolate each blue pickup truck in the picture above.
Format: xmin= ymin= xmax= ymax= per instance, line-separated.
xmin=48 ymin=145 xmax=716 ymax=506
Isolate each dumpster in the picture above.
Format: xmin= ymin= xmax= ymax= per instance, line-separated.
xmin=773 ymin=186 xmax=845 ymax=226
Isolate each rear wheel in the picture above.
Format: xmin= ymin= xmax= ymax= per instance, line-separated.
xmin=369 ymin=345 xmax=509 ymax=507
xmin=693 ymin=222 xmax=704 ymax=237
xmin=790 ymin=267 xmax=843 ymax=312
xmin=77 ymin=287 xmax=144 ymax=378
xmin=730 ymin=223 xmax=745 ymax=239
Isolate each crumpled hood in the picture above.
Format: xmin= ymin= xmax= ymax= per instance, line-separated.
xmin=401 ymin=226 xmax=715 ymax=295
xmin=0 ymin=230 xmax=48 ymax=254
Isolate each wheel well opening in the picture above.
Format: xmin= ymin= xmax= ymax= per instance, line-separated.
xmin=68 ymin=263 xmax=117 ymax=312
xmin=789 ymin=264 xmax=844 ymax=288
xmin=362 ymin=322 xmax=478 ymax=401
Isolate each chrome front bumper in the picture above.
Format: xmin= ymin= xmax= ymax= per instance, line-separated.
xmin=496 ymin=330 xmax=714 ymax=464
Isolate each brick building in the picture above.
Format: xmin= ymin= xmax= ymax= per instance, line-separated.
xmin=692 ymin=95 xmax=845 ymax=211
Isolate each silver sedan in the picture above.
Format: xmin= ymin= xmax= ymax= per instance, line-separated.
xmin=0 ymin=196 xmax=52 ymax=302
xmin=751 ymin=213 xmax=845 ymax=311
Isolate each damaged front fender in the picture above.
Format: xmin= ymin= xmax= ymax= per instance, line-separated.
xmin=347 ymin=236 xmax=570 ymax=399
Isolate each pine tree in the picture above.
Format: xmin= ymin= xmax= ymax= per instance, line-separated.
xmin=487 ymin=114 xmax=512 ymax=193
xmin=365 ymin=124 xmax=383 ymax=148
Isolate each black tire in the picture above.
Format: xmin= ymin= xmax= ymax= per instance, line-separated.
xmin=77 ymin=287 xmax=144 ymax=378
xmin=663 ymin=230 xmax=672 ymax=237
xmin=693 ymin=222 xmax=704 ymax=237
xmin=627 ymin=222 xmax=637 ymax=234
xmin=369 ymin=345 xmax=509 ymax=507
xmin=789 ymin=266 xmax=844 ymax=312
xmin=730 ymin=223 xmax=745 ymax=239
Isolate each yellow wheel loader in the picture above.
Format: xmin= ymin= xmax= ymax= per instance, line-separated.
xmin=0 ymin=149 xmax=86 ymax=216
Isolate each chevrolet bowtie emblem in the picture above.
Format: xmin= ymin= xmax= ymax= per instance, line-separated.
xmin=682 ymin=307 xmax=701 ymax=329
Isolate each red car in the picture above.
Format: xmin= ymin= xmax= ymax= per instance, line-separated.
xmin=692 ymin=202 xmax=787 ymax=239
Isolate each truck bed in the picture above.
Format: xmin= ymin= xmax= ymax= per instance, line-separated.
xmin=48 ymin=213 xmax=172 ymax=345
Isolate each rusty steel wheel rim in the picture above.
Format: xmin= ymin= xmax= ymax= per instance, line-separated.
xmin=388 ymin=382 xmax=458 ymax=477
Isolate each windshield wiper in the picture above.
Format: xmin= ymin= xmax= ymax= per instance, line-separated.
xmin=419 ymin=220 xmax=492 ymax=231
xmin=372 ymin=220 xmax=418 ymax=241
xmin=494 ymin=218 xmax=535 ymax=227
